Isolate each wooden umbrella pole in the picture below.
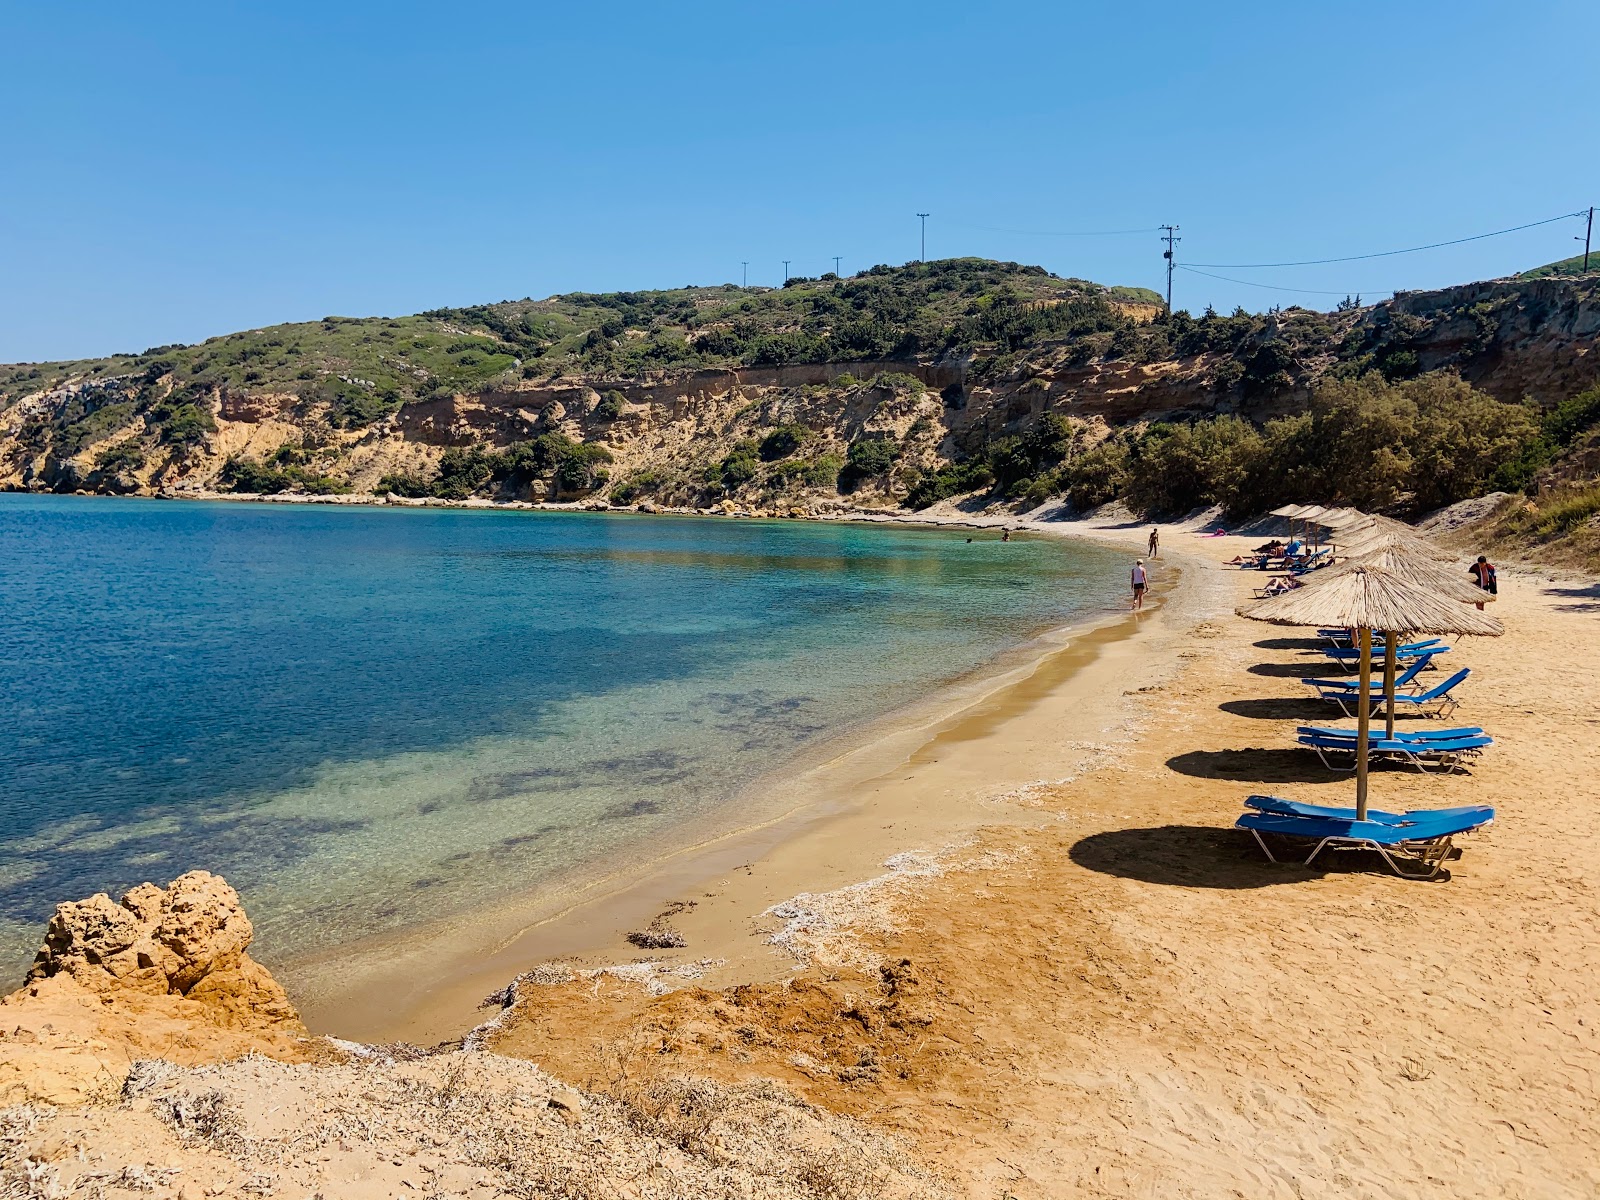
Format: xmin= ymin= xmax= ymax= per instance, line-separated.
xmin=1383 ymin=632 xmax=1398 ymax=740
xmin=1356 ymin=626 xmax=1373 ymax=822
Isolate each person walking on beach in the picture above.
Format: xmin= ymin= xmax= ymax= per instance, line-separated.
xmin=1131 ymin=558 xmax=1148 ymax=610
xmin=1469 ymin=554 xmax=1497 ymax=610
xmin=1148 ymin=527 xmax=1160 ymax=558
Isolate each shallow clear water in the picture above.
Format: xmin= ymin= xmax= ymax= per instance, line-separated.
xmin=0 ymin=495 xmax=1124 ymax=980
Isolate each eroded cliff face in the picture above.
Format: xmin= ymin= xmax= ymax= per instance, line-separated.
xmin=3 ymin=276 xmax=1596 ymax=508
xmin=0 ymin=872 xmax=310 ymax=1105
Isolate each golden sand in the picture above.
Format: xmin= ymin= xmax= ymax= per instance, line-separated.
xmin=471 ymin=519 xmax=1600 ymax=1197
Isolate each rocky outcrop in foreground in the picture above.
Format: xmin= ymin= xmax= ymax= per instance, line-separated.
xmin=0 ymin=872 xmax=310 ymax=1105
xmin=0 ymin=874 xmax=948 ymax=1198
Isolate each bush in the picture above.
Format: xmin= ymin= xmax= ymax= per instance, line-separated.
xmin=905 ymin=459 xmax=994 ymax=509
xmin=837 ymin=437 xmax=901 ymax=492
xmin=155 ymin=402 xmax=215 ymax=446
xmin=758 ymin=423 xmax=809 ymax=461
xmin=1059 ymin=438 xmax=1130 ymax=511
xmin=710 ymin=441 xmax=761 ymax=491
xmin=377 ymin=472 xmax=432 ymax=497
xmin=551 ymin=441 xmax=613 ymax=495
xmin=220 ymin=456 xmax=347 ymax=495
xmin=595 ymin=390 xmax=626 ymax=421
xmin=94 ymin=442 xmax=145 ymax=474
xmin=1122 ymin=417 xmax=1265 ymax=516
xmin=610 ymin=470 xmax=668 ymax=504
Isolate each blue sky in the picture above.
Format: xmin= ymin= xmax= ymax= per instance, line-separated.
xmin=2 ymin=1 xmax=1597 ymax=361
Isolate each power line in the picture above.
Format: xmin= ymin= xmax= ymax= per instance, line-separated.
xmin=1186 ymin=210 xmax=1587 ymax=269
xmin=1177 ymin=264 xmax=1385 ymax=297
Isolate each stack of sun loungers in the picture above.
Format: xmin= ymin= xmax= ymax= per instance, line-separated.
xmin=1295 ymin=725 xmax=1493 ymax=773
xmin=1235 ymin=795 xmax=1495 ymax=879
xmin=1234 ymin=613 xmax=1495 ymax=876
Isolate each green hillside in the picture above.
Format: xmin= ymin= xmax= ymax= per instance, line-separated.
xmin=1517 ymin=249 xmax=1600 ymax=280
xmin=0 ymin=260 xmax=1160 ymax=424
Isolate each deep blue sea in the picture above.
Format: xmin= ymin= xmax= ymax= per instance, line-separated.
xmin=0 ymin=495 xmax=1123 ymax=980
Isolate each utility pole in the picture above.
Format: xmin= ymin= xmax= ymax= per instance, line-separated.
xmin=1578 ymin=207 xmax=1594 ymax=273
xmin=782 ymin=260 xmax=791 ymax=283
xmin=832 ymin=255 xmax=841 ymax=277
xmin=916 ymin=213 xmax=929 ymax=263
xmin=1159 ymin=224 xmax=1181 ymax=311
xmin=741 ymin=261 xmax=748 ymax=287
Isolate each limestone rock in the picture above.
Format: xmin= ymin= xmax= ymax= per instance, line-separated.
xmin=2 ymin=872 xmax=311 ymax=1106
xmin=29 ymin=870 xmax=260 ymax=1000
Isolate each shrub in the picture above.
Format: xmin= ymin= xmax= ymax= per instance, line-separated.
xmin=94 ymin=442 xmax=145 ymax=473
xmin=710 ymin=441 xmax=761 ymax=491
xmin=377 ymin=472 xmax=432 ymax=497
xmin=758 ymin=423 xmax=809 ymax=461
xmin=220 ymin=456 xmax=346 ymax=495
xmin=610 ymin=470 xmax=668 ymax=504
xmin=155 ymin=402 xmax=215 ymax=446
xmin=837 ymin=437 xmax=901 ymax=492
xmin=905 ymin=459 xmax=994 ymax=509
xmin=1058 ymin=438 xmax=1130 ymax=511
xmin=595 ymin=390 xmax=626 ymax=421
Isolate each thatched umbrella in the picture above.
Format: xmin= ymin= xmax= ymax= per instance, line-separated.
xmin=1340 ymin=521 xmax=1454 ymax=562
xmin=1238 ymin=565 xmax=1503 ymax=819
xmin=1307 ymin=542 xmax=1496 ymax=737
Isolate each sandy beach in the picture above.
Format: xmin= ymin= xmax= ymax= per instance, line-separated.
xmin=6 ymin=511 xmax=1597 ymax=1197
xmin=451 ymin=514 xmax=1600 ymax=1198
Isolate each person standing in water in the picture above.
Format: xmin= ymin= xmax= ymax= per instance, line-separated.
xmin=1148 ymin=527 xmax=1160 ymax=558
xmin=1131 ymin=558 xmax=1148 ymax=610
xmin=1469 ymin=555 xmax=1497 ymax=610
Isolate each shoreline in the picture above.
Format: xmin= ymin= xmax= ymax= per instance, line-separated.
xmin=288 ymin=525 xmax=1188 ymax=1044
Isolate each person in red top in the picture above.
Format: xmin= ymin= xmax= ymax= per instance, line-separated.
xmin=1469 ymin=555 xmax=1497 ymax=610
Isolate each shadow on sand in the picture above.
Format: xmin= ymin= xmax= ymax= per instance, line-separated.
xmin=1246 ymin=661 xmax=1330 ymax=679
xmin=1068 ymin=825 xmax=1323 ymax=888
xmin=1253 ymin=636 xmax=1325 ymax=651
xmin=1544 ymin=582 xmax=1600 ymax=613
xmin=1166 ymin=748 xmax=1343 ymax=784
xmin=1220 ymin=697 xmax=1332 ymax=721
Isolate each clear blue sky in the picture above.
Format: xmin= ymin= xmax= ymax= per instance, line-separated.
xmin=3 ymin=1 xmax=1597 ymax=362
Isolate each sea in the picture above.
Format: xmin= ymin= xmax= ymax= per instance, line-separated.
xmin=0 ymin=495 xmax=1125 ymax=982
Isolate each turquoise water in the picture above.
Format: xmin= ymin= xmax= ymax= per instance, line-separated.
xmin=0 ymin=495 xmax=1123 ymax=981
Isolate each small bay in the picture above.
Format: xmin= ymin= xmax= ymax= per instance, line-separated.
xmin=0 ymin=495 xmax=1123 ymax=981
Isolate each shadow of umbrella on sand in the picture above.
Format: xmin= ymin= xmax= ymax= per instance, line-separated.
xmin=1238 ymin=564 xmax=1503 ymax=819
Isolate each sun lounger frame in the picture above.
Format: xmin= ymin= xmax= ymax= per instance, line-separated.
xmin=1243 ymin=824 xmax=1462 ymax=880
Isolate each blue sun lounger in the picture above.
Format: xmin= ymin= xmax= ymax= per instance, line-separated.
xmin=1322 ymin=640 xmax=1449 ymax=665
xmin=1303 ymin=658 xmax=1433 ymax=715
xmin=1386 ymin=668 xmax=1471 ymax=719
xmin=1244 ymin=794 xmax=1494 ymax=826
xmin=1237 ymin=804 xmax=1494 ymax=879
xmin=1296 ymin=731 xmax=1493 ymax=773
xmin=1296 ymin=725 xmax=1484 ymax=742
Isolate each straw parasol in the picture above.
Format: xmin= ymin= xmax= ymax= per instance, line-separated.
xmin=1238 ymin=565 xmax=1503 ymax=819
xmin=1340 ymin=520 xmax=1455 ymax=562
